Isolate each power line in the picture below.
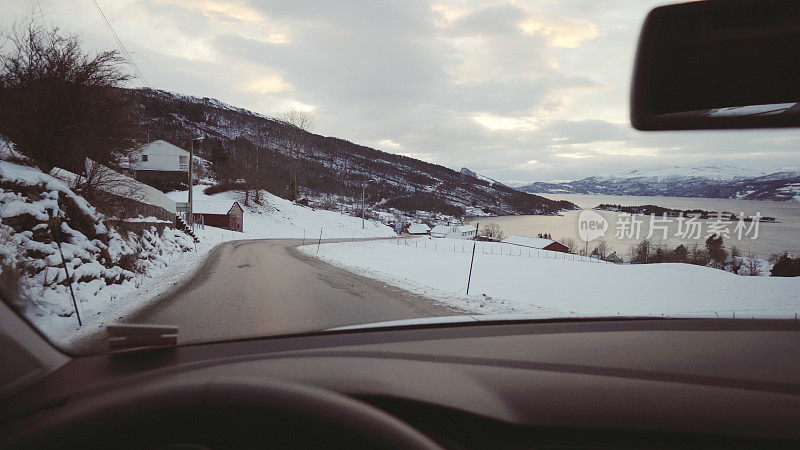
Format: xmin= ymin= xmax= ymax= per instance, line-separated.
xmin=34 ymin=0 xmax=49 ymax=29
xmin=90 ymin=0 xmax=151 ymax=88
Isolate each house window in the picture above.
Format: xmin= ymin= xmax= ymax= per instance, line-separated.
xmin=179 ymin=156 xmax=188 ymax=164
xmin=141 ymin=155 xmax=148 ymax=162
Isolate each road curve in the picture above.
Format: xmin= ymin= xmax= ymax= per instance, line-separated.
xmin=126 ymin=239 xmax=458 ymax=345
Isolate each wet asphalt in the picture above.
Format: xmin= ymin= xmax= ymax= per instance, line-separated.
xmin=122 ymin=238 xmax=458 ymax=345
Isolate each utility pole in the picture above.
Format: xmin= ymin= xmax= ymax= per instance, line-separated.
xmin=188 ymin=137 xmax=203 ymax=228
xmin=188 ymin=139 xmax=194 ymax=228
xmin=361 ymin=183 xmax=366 ymax=229
xmin=466 ymin=222 xmax=479 ymax=295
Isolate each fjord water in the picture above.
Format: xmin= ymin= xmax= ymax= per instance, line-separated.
xmin=467 ymin=194 xmax=800 ymax=258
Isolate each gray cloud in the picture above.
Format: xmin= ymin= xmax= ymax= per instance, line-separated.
xmin=4 ymin=0 xmax=800 ymax=182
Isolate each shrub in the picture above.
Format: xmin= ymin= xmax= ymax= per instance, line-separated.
xmin=770 ymin=253 xmax=800 ymax=277
xmin=204 ymin=182 xmax=247 ymax=195
xmin=705 ymin=234 xmax=727 ymax=268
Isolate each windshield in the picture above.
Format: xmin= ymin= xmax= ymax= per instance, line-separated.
xmin=1 ymin=1 xmax=799 ymax=355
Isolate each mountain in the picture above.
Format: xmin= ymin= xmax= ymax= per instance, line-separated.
xmin=129 ymin=88 xmax=576 ymax=217
xmin=459 ymin=167 xmax=506 ymax=187
xmin=517 ymin=164 xmax=800 ymax=201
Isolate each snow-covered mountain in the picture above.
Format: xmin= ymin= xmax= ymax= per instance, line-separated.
xmin=517 ymin=163 xmax=800 ymax=201
xmin=131 ymin=88 xmax=576 ymax=217
xmin=459 ymin=167 xmax=506 ymax=187
xmin=595 ymin=163 xmax=765 ymax=182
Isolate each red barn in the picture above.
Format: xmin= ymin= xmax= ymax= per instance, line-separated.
xmin=192 ymin=201 xmax=244 ymax=232
xmin=501 ymin=235 xmax=571 ymax=254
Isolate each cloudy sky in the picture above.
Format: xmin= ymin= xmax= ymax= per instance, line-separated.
xmin=4 ymin=0 xmax=800 ymax=182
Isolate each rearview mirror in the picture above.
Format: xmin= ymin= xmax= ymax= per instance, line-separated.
xmin=631 ymin=0 xmax=800 ymax=130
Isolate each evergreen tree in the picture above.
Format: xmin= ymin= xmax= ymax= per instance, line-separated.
xmin=771 ymin=253 xmax=800 ymax=277
xmin=674 ymin=244 xmax=688 ymax=262
xmin=705 ymin=234 xmax=727 ymax=268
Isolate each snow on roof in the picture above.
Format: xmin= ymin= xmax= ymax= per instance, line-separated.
xmin=408 ymin=223 xmax=430 ymax=233
xmin=137 ymin=140 xmax=189 ymax=157
xmin=430 ymin=224 xmax=452 ymax=234
xmin=82 ymin=160 xmax=177 ymax=213
xmin=192 ymin=200 xmax=237 ymax=215
xmin=501 ymin=235 xmax=557 ymax=249
xmin=454 ymin=225 xmax=475 ymax=233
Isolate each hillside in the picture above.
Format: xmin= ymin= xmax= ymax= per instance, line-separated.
xmin=0 ymin=143 xmax=405 ymax=343
xmin=0 ymin=157 xmax=205 ymax=340
xmin=130 ymin=88 xmax=576 ymax=219
xmin=517 ymin=163 xmax=800 ymax=201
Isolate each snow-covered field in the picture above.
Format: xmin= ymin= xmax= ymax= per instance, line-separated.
xmin=167 ymin=185 xmax=396 ymax=239
xmin=300 ymin=238 xmax=800 ymax=319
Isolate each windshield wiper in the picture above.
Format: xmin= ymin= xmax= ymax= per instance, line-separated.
xmin=107 ymin=324 xmax=178 ymax=351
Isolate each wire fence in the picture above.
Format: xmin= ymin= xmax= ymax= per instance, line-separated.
xmin=397 ymin=238 xmax=611 ymax=264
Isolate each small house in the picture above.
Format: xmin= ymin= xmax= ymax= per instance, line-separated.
xmin=190 ymin=201 xmax=244 ymax=232
xmin=407 ymin=223 xmax=431 ymax=235
xmin=430 ymin=224 xmax=477 ymax=239
xmin=501 ymin=235 xmax=571 ymax=253
xmin=447 ymin=225 xmax=477 ymax=239
xmin=430 ymin=224 xmax=451 ymax=238
xmin=605 ymin=252 xmax=624 ymax=264
xmin=128 ymin=140 xmax=193 ymax=192
xmin=129 ymin=140 xmax=190 ymax=173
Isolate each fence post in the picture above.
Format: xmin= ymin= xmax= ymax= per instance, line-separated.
xmin=316 ymin=228 xmax=323 ymax=253
xmin=466 ymin=223 xmax=479 ymax=295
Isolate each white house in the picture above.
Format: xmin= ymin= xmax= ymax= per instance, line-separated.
xmin=448 ymin=225 xmax=477 ymax=239
xmin=129 ymin=140 xmax=190 ymax=172
xmin=430 ymin=224 xmax=476 ymax=239
xmin=407 ymin=223 xmax=430 ymax=235
xmin=430 ymin=224 xmax=451 ymax=238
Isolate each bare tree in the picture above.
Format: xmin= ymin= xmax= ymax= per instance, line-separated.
xmin=0 ymin=18 xmax=139 ymax=176
xmin=558 ymin=237 xmax=577 ymax=253
xmin=689 ymin=243 xmax=710 ymax=266
xmin=632 ymin=239 xmax=652 ymax=264
xmin=231 ymin=136 xmax=260 ymax=206
xmin=727 ymin=246 xmax=743 ymax=274
xmin=280 ymin=109 xmax=313 ymax=131
xmin=480 ymin=222 xmax=504 ymax=240
xmin=593 ymin=240 xmax=609 ymax=260
xmin=742 ymin=252 xmax=762 ymax=276
xmin=279 ymin=109 xmax=313 ymax=201
xmin=79 ymin=160 xmax=149 ymax=218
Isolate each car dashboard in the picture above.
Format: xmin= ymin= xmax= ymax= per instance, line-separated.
xmin=2 ymin=318 xmax=800 ymax=449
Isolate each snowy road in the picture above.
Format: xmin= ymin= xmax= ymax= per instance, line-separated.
xmin=111 ymin=239 xmax=457 ymax=347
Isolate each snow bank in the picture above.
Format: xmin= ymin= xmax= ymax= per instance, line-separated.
xmin=0 ymin=160 xmax=234 ymax=345
xmin=300 ymin=238 xmax=800 ymax=319
xmin=167 ymin=185 xmax=396 ymax=239
xmin=49 ymin=228 xmax=233 ymax=346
